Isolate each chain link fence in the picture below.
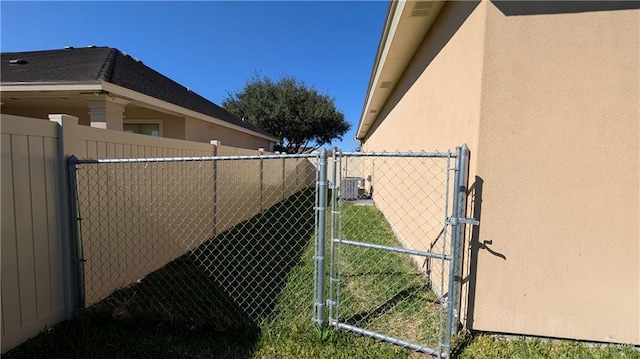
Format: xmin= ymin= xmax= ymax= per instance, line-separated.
xmin=72 ymin=153 xmax=319 ymax=328
xmin=69 ymin=147 xmax=469 ymax=357
xmin=327 ymin=150 xmax=467 ymax=357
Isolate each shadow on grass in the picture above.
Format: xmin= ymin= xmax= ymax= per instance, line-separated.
xmin=5 ymin=188 xmax=316 ymax=359
xmin=189 ymin=187 xmax=316 ymax=323
xmin=341 ymin=284 xmax=428 ymax=326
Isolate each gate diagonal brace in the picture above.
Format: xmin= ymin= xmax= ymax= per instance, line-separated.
xmin=446 ymin=217 xmax=479 ymax=226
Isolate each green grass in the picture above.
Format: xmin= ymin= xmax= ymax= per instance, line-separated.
xmin=334 ymin=205 xmax=442 ymax=348
xmin=5 ymin=195 xmax=638 ymax=358
xmin=458 ymin=334 xmax=639 ymax=359
xmin=251 ymin=203 xmax=435 ymax=358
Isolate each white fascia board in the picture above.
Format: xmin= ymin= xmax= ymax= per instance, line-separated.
xmin=102 ymin=82 xmax=279 ymax=142
xmin=356 ymin=1 xmax=407 ymax=141
xmin=0 ymin=82 xmax=103 ymax=92
xmin=356 ymin=1 xmax=445 ymax=141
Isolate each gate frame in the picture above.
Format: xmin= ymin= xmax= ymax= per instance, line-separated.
xmin=320 ymin=145 xmax=472 ymax=358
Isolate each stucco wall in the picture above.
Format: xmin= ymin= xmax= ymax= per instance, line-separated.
xmin=360 ymin=0 xmax=486 ymax=319
xmin=471 ymin=1 xmax=639 ymax=344
xmin=0 ymin=105 xmax=91 ymax=125
xmin=1 ymin=104 xmax=271 ymax=150
xmin=361 ymin=0 xmax=640 ymax=345
xmin=362 ymin=0 xmax=484 ymax=155
xmin=124 ymin=107 xmax=186 ymax=139
xmin=185 ymin=117 xmax=272 ymax=150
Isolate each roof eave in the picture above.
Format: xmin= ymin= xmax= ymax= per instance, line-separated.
xmin=0 ymin=81 xmax=103 ymax=92
xmin=356 ymin=0 xmax=446 ymax=142
xmin=101 ymin=82 xmax=279 ymax=142
xmin=0 ymin=81 xmax=279 ymax=142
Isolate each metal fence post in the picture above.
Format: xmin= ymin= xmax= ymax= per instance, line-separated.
xmin=210 ymin=140 xmax=220 ymax=236
xmin=328 ymin=147 xmax=339 ymax=323
xmin=282 ymin=154 xmax=286 ymax=201
xmin=67 ymin=155 xmax=85 ymax=310
xmin=258 ymin=148 xmax=265 ymax=212
xmin=445 ymin=144 xmax=470 ymax=355
xmin=314 ymin=148 xmax=328 ymax=326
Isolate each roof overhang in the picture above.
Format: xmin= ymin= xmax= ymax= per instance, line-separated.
xmin=356 ymin=0 xmax=445 ymax=141
xmin=0 ymin=81 xmax=103 ymax=92
xmin=0 ymin=81 xmax=279 ymax=142
xmin=101 ymin=82 xmax=279 ymax=142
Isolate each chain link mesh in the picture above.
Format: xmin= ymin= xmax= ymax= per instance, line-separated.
xmin=72 ymin=149 xmax=461 ymax=356
xmin=329 ymin=152 xmax=454 ymax=355
xmin=75 ymin=154 xmax=318 ymax=328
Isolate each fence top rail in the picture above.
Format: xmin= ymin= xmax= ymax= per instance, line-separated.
xmin=338 ymin=151 xmax=456 ymax=158
xmin=72 ymin=153 xmax=319 ymax=164
xmin=70 ymin=150 xmax=455 ymax=164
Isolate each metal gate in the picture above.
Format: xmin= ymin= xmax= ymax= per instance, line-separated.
xmin=314 ymin=146 xmax=473 ymax=358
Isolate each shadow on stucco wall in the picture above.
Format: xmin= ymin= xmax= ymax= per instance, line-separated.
xmin=492 ymin=1 xmax=640 ymax=16
xmin=367 ymin=0 xmax=481 ymax=138
xmin=462 ymin=176 xmax=506 ymax=331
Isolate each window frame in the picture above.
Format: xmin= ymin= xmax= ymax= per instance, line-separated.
xmin=123 ymin=119 xmax=163 ymax=137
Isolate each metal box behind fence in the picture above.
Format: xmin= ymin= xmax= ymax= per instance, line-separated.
xmin=341 ymin=177 xmax=362 ymax=200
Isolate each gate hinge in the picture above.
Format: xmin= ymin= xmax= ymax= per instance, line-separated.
xmin=446 ymin=217 xmax=479 ymax=226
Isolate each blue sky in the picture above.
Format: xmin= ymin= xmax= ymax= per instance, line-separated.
xmin=1 ymin=1 xmax=388 ymax=150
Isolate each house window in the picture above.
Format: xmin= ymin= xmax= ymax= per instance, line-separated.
xmin=123 ymin=120 xmax=162 ymax=136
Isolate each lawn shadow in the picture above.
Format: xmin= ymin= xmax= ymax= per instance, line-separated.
xmin=104 ymin=187 xmax=316 ymax=324
xmin=340 ymin=284 xmax=428 ymax=326
xmin=5 ymin=187 xmax=316 ymax=359
xmin=189 ymin=187 xmax=317 ymax=323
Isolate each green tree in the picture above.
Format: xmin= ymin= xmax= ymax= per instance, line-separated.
xmin=223 ymin=75 xmax=350 ymax=153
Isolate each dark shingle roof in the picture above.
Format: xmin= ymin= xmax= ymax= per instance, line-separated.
xmin=1 ymin=47 xmax=274 ymax=138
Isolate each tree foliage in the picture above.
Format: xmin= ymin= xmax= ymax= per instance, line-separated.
xmin=223 ymin=75 xmax=350 ymax=153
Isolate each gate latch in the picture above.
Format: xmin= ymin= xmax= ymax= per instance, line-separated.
xmin=446 ymin=217 xmax=479 ymax=226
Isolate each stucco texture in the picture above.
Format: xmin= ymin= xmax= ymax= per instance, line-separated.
xmin=361 ymin=0 xmax=640 ymax=344
xmin=472 ymin=1 xmax=639 ymax=344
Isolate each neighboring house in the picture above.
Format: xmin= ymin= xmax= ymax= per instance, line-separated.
xmin=1 ymin=46 xmax=278 ymax=150
xmin=358 ymin=0 xmax=639 ymax=345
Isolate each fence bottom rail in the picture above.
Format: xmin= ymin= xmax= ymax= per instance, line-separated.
xmin=330 ymin=321 xmax=446 ymax=358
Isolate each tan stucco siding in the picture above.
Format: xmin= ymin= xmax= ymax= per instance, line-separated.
xmin=363 ymin=0 xmax=485 ymax=155
xmin=360 ymin=0 xmax=487 ymax=306
xmin=1 ymin=104 xmax=271 ymax=149
xmin=361 ymin=0 xmax=639 ymax=345
xmin=0 ymin=105 xmax=91 ymax=125
xmin=472 ymin=1 xmax=640 ymax=344
xmin=185 ymin=117 xmax=272 ymax=150
xmin=124 ymin=107 xmax=186 ymax=139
